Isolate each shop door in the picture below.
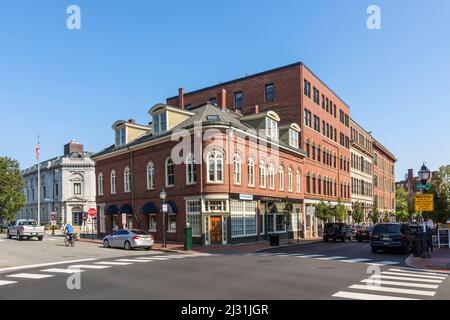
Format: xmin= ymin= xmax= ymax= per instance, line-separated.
xmin=210 ymin=216 xmax=222 ymax=245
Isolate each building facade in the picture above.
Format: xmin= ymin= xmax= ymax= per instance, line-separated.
xmin=17 ymin=141 xmax=97 ymax=232
xmin=167 ymin=62 xmax=352 ymax=237
xmin=94 ymin=103 xmax=307 ymax=245
xmin=373 ymin=139 xmax=397 ymax=218
xmin=350 ymin=119 xmax=374 ymax=224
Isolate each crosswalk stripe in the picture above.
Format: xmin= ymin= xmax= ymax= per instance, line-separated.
xmin=296 ymin=255 xmax=325 ymax=258
xmin=340 ymin=258 xmax=372 ymax=263
xmin=316 ymin=256 xmax=347 ymax=260
xmin=381 ymin=271 xmax=446 ymax=280
xmin=388 ymin=269 xmax=448 ymax=277
xmin=333 ymin=291 xmax=418 ymax=300
xmin=69 ymin=265 xmax=111 ymax=269
xmin=115 ymin=259 xmax=151 ymax=263
xmin=6 ymin=273 xmax=54 ymax=280
xmin=41 ymin=268 xmax=84 ymax=274
xmin=135 ymin=257 xmax=160 ymax=260
xmin=349 ymin=284 xmax=436 ymax=297
xmin=0 ymin=280 xmax=18 ymax=286
xmin=370 ymin=275 xmax=443 ymax=284
xmin=367 ymin=261 xmax=400 ymax=266
xmin=391 ymin=266 xmax=449 ymax=275
xmin=361 ymin=279 xmax=439 ymax=289
xmin=94 ymin=262 xmax=133 ymax=266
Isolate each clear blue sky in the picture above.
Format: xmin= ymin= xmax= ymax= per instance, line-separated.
xmin=1 ymin=0 xmax=449 ymax=180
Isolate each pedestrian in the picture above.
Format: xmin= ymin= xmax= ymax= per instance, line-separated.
xmin=426 ymin=225 xmax=433 ymax=256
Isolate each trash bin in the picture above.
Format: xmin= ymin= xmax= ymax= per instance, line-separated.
xmin=184 ymin=226 xmax=192 ymax=251
xmin=412 ymin=238 xmax=423 ymax=257
xmin=269 ymin=234 xmax=280 ymax=246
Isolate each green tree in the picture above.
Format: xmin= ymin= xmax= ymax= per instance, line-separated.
xmin=315 ymin=201 xmax=332 ymax=223
xmin=370 ymin=198 xmax=380 ymax=225
xmin=423 ymin=165 xmax=450 ymax=225
xmin=333 ymin=198 xmax=347 ymax=223
xmin=395 ymin=186 xmax=409 ymax=222
xmin=352 ymin=202 xmax=363 ymax=224
xmin=0 ymin=157 xmax=25 ymax=223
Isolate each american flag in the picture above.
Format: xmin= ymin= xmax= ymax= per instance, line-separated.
xmin=36 ymin=142 xmax=40 ymax=161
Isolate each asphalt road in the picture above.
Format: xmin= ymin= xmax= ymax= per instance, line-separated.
xmin=0 ymin=236 xmax=449 ymax=300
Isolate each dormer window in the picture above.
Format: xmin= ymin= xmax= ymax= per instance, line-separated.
xmin=289 ymin=129 xmax=299 ymax=148
xmin=266 ymin=117 xmax=278 ymax=140
xmin=153 ymin=112 xmax=167 ymax=134
xmin=115 ymin=127 xmax=126 ymax=146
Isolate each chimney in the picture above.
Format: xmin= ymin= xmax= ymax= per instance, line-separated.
xmin=179 ymin=88 xmax=185 ymax=110
xmin=255 ymin=104 xmax=259 ymax=114
xmin=64 ymin=140 xmax=84 ymax=155
xmin=218 ymin=88 xmax=227 ymax=111
xmin=128 ymin=119 xmax=136 ymax=124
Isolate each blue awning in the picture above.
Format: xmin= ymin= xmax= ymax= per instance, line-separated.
xmin=166 ymin=201 xmax=178 ymax=214
xmin=118 ymin=204 xmax=133 ymax=215
xmin=105 ymin=205 xmax=118 ymax=215
xmin=141 ymin=202 xmax=158 ymax=215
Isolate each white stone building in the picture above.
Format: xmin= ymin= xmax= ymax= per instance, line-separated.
xmin=17 ymin=141 xmax=97 ymax=232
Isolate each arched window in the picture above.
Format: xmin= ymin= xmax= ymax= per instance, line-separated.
xmin=259 ymin=160 xmax=266 ymax=188
xmin=186 ymin=154 xmax=196 ymax=185
xmin=288 ymin=168 xmax=293 ymax=192
xmin=268 ymin=163 xmax=275 ymax=190
xmin=296 ymin=170 xmax=301 ymax=193
xmin=317 ymin=145 xmax=321 ymax=162
xmin=147 ymin=162 xmax=155 ymax=190
xmin=110 ymin=170 xmax=117 ymax=194
xmin=305 ymin=140 xmax=310 ymax=158
xmin=279 ymin=165 xmax=285 ymax=191
xmin=165 ymin=158 xmax=175 ymax=187
xmin=334 ymin=180 xmax=337 ymax=197
xmin=98 ymin=173 xmax=104 ymax=196
xmin=124 ymin=167 xmax=131 ymax=193
xmin=233 ymin=154 xmax=242 ymax=185
xmin=207 ymin=150 xmax=223 ymax=183
xmin=312 ymin=143 xmax=316 ymax=160
xmin=323 ymin=177 xmax=327 ymax=196
xmin=306 ymin=172 xmax=311 ymax=193
xmin=312 ymin=174 xmax=316 ymax=194
xmin=248 ymin=157 xmax=255 ymax=186
xmin=318 ymin=175 xmax=322 ymax=195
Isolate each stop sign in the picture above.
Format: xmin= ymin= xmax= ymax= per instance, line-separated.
xmin=88 ymin=208 xmax=97 ymax=218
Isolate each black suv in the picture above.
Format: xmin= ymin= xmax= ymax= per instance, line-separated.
xmin=323 ymin=223 xmax=353 ymax=242
xmin=370 ymin=223 xmax=413 ymax=254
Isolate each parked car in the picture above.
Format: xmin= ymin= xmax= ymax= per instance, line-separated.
xmin=102 ymin=229 xmax=154 ymax=250
xmin=7 ymin=219 xmax=45 ymax=241
xmin=370 ymin=223 xmax=413 ymax=254
xmin=323 ymin=223 xmax=353 ymax=242
xmin=356 ymin=225 xmax=375 ymax=242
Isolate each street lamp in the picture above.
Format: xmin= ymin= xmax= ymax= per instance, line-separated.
xmin=418 ymin=163 xmax=431 ymax=185
xmin=160 ymin=190 xmax=167 ymax=248
xmin=417 ymin=163 xmax=431 ymax=258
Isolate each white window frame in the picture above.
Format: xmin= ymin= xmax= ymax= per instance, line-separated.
xmin=111 ymin=170 xmax=116 ymax=194
xmin=207 ymin=150 xmax=224 ymax=183
xmin=259 ymin=160 xmax=266 ymax=188
xmin=147 ymin=162 xmax=155 ymax=190
xmin=153 ymin=112 xmax=167 ymax=134
xmin=205 ymin=200 xmax=227 ymax=213
xmin=148 ymin=214 xmax=157 ymax=232
xmin=279 ymin=166 xmax=285 ymax=191
xmin=289 ymin=129 xmax=299 ymax=148
xmin=115 ymin=127 xmax=127 ymax=146
xmin=74 ymin=183 xmax=82 ymax=195
xmin=248 ymin=157 xmax=255 ymax=187
xmin=296 ymin=170 xmax=301 ymax=193
xmin=268 ymin=163 xmax=275 ymax=190
xmin=98 ymin=173 xmax=104 ymax=196
xmin=230 ymin=200 xmax=258 ymax=238
xmin=165 ymin=158 xmax=175 ymax=187
xmin=186 ymin=154 xmax=197 ymax=185
xmin=233 ymin=154 xmax=242 ymax=185
xmin=168 ymin=214 xmax=176 ymax=233
xmin=124 ymin=167 xmax=131 ymax=193
xmin=288 ymin=168 xmax=293 ymax=192
xmin=186 ymin=199 xmax=201 ymax=237
xmin=265 ymin=117 xmax=278 ymax=140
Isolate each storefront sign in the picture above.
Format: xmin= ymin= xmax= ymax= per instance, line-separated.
xmin=239 ymin=194 xmax=254 ymax=201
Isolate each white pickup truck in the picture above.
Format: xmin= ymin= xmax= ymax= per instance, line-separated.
xmin=7 ymin=219 xmax=45 ymax=241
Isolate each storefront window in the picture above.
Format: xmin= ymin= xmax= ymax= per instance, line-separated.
xmin=149 ymin=214 xmax=157 ymax=232
xmin=168 ymin=214 xmax=176 ymax=232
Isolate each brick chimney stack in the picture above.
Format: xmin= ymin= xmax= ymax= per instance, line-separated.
xmin=179 ymin=88 xmax=185 ymax=110
xmin=64 ymin=140 xmax=84 ymax=155
xmin=218 ymin=88 xmax=227 ymax=111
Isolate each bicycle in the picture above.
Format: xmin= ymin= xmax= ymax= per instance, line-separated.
xmin=64 ymin=234 xmax=76 ymax=247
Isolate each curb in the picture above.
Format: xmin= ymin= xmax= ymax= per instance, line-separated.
xmin=404 ymin=254 xmax=450 ymax=274
xmin=253 ymin=240 xmax=322 ymax=253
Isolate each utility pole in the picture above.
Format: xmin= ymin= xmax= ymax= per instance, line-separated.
xmin=37 ymin=135 xmax=41 ymax=226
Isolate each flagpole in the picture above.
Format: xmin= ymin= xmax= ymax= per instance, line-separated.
xmin=37 ymin=135 xmax=40 ymax=226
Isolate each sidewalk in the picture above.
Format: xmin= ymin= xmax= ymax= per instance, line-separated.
xmin=405 ymin=248 xmax=450 ymax=273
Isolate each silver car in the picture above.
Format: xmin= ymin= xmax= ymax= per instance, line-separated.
xmin=103 ymin=229 xmax=154 ymax=250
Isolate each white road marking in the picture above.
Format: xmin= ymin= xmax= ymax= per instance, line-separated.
xmin=349 ymin=284 xmax=436 ymax=297
xmin=361 ymin=279 xmax=439 ymax=289
xmin=388 ymin=269 xmax=448 ymax=277
xmin=296 ymin=255 xmax=325 ymax=258
xmin=316 ymin=256 xmax=347 ymax=260
xmin=0 ymin=280 xmax=18 ymax=286
xmin=0 ymin=258 xmax=97 ymax=274
xmin=6 ymin=273 xmax=54 ymax=280
xmin=333 ymin=291 xmax=418 ymax=300
xmin=41 ymin=268 xmax=85 ymax=274
xmin=370 ymin=275 xmax=443 ymax=284
xmin=392 ymin=266 xmax=449 ymax=275
xmin=340 ymin=258 xmax=372 ymax=263
xmin=115 ymin=259 xmax=150 ymax=263
xmin=94 ymin=262 xmax=133 ymax=266
xmin=367 ymin=261 xmax=400 ymax=266
xmin=69 ymin=265 xmax=111 ymax=270
xmin=381 ymin=271 xmax=446 ymax=280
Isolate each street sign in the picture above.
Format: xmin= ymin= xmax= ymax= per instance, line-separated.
xmin=82 ymin=212 xmax=88 ymax=221
xmin=415 ymin=194 xmax=434 ymax=212
xmin=122 ymin=214 xmax=127 ymax=227
xmin=88 ymin=208 xmax=97 ymax=218
xmin=51 ymin=220 xmax=57 ymax=226
xmin=162 ymin=204 xmax=168 ymax=213
xmin=416 ymin=185 xmax=431 ymax=190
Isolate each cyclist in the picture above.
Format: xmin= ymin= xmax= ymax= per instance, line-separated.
xmin=64 ymin=223 xmax=74 ymax=242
